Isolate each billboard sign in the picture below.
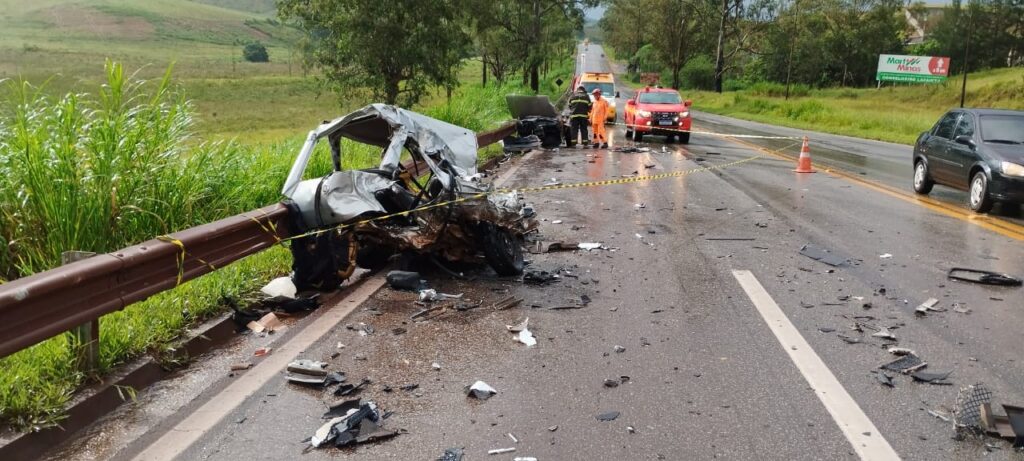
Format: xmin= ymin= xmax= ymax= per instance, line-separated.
xmin=877 ymin=54 xmax=950 ymax=83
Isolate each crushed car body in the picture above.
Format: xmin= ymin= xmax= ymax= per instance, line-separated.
xmin=281 ymin=104 xmax=537 ymax=291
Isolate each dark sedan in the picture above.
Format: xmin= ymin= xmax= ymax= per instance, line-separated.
xmin=913 ymin=108 xmax=1024 ymax=212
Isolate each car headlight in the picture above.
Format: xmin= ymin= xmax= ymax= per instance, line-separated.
xmin=1001 ymin=161 xmax=1024 ymax=177
xmin=679 ymin=111 xmax=690 ymax=118
xmin=637 ymin=110 xmax=651 ymax=118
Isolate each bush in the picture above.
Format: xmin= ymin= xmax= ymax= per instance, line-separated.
xmin=746 ymin=81 xmax=810 ymax=98
xmin=723 ymin=79 xmax=748 ymax=92
xmin=243 ymin=42 xmax=269 ymax=63
xmin=681 ymin=55 xmax=715 ymax=90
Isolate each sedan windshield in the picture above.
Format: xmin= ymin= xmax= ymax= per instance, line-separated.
xmin=638 ymin=92 xmax=682 ymax=104
xmin=980 ymin=115 xmax=1024 ymax=144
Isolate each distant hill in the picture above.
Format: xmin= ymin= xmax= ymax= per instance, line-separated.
xmin=191 ymin=0 xmax=278 ymax=15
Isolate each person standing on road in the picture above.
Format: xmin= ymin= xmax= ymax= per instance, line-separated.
xmin=589 ymin=88 xmax=609 ymax=148
xmin=568 ymin=85 xmax=592 ymax=147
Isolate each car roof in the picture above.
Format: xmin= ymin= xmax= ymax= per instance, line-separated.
xmin=955 ymin=108 xmax=1024 ymax=116
xmin=639 ymin=87 xmax=679 ymax=93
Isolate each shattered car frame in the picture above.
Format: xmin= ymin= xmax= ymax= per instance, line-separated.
xmin=282 ymin=104 xmax=536 ymax=290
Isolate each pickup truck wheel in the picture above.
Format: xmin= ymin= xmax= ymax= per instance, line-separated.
xmin=481 ymin=224 xmax=524 ymax=276
xmin=680 ymin=132 xmax=690 ymax=144
xmin=665 ymin=134 xmax=676 ymax=143
xmin=634 ymin=131 xmax=644 ymax=142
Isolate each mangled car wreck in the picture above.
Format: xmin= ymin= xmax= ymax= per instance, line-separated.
xmin=281 ymin=104 xmax=536 ymax=290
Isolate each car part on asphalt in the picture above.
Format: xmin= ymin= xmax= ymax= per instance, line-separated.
xmin=915 ymin=298 xmax=942 ymax=316
xmin=875 ymin=372 xmax=895 ymax=388
xmin=246 ymin=313 xmax=283 ymax=333
xmin=466 ymin=381 xmax=498 ymax=400
xmin=912 ymin=370 xmax=953 ymax=385
xmin=947 ymin=267 xmax=1023 ymax=286
xmin=438 ymin=447 xmax=464 ymax=461
xmin=334 ymin=378 xmax=371 ymax=397
xmin=310 ymin=399 xmax=397 ymax=449
xmin=282 ymin=105 xmax=536 ymax=292
xmin=799 ymin=244 xmax=848 ymax=266
xmin=596 ymin=411 xmax=620 ymax=422
xmin=523 ymin=268 xmax=560 ymax=284
xmin=387 ymin=270 xmax=425 ymax=291
xmin=881 ymin=353 xmax=927 ymax=373
xmin=488 ymin=447 xmax=516 ymax=455
xmin=955 ymin=383 xmax=993 ymax=432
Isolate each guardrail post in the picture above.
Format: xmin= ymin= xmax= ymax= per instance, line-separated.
xmin=62 ymin=251 xmax=100 ymax=375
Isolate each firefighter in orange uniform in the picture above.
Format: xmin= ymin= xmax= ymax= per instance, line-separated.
xmin=589 ymin=88 xmax=609 ymax=148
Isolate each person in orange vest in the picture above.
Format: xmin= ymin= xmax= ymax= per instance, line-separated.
xmin=589 ymin=88 xmax=609 ymax=148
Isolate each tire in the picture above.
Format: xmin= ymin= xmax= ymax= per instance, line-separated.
xmin=481 ymin=225 xmax=524 ymax=276
xmin=665 ymin=134 xmax=675 ymax=143
xmin=634 ymin=131 xmax=644 ymax=142
xmin=912 ymin=160 xmax=934 ymax=194
xmin=679 ymin=132 xmax=690 ymax=144
xmin=968 ymin=171 xmax=994 ymax=213
xmin=290 ymin=232 xmax=351 ymax=292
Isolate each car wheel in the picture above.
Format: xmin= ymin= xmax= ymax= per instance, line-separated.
xmin=625 ymin=125 xmax=633 ymax=139
xmin=634 ymin=131 xmax=644 ymax=142
xmin=665 ymin=134 xmax=675 ymax=143
xmin=912 ymin=160 xmax=934 ymax=194
xmin=481 ymin=224 xmax=524 ymax=276
xmin=680 ymin=132 xmax=691 ymax=144
xmin=968 ymin=171 xmax=994 ymax=213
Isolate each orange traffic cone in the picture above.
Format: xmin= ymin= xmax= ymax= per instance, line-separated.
xmin=794 ymin=136 xmax=815 ymax=173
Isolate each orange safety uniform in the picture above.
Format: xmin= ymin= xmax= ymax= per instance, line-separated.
xmin=590 ymin=96 xmax=609 ymax=144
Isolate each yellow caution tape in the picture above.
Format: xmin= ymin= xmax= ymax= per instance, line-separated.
xmin=606 ymin=121 xmax=803 ymax=140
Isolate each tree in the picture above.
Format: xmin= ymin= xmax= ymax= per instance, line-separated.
xmin=278 ymin=0 xmax=471 ymax=106
xmin=648 ymin=0 xmax=696 ymax=89
xmin=243 ymin=41 xmax=269 ymax=62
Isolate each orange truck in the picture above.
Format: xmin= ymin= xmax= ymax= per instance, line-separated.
xmin=623 ymin=86 xmax=693 ymax=143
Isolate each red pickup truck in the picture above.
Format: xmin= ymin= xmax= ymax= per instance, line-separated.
xmin=624 ymin=86 xmax=693 ymax=143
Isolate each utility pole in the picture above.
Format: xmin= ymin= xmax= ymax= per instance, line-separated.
xmin=714 ymin=0 xmax=728 ymax=93
xmin=959 ymin=7 xmax=973 ymax=108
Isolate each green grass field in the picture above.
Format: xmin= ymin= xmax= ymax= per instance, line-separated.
xmin=688 ymin=68 xmax=1024 ymax=145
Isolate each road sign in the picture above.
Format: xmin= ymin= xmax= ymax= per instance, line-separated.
xmin=876 ymin=54 xmax=950 ymax=83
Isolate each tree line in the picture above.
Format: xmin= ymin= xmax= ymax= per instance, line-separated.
xmin=277 ymin=0 xmax=596 ymax=107
xmin=600 ymin=0 xmax=1024 ymax=92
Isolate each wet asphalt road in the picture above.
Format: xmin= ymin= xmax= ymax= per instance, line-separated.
xmin=47 ymin=45 xmax=1024 ymax=461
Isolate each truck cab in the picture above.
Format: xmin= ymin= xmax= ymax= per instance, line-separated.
xmin=624 ymin=86 xmax=692 ymax=143
xmin=576 ymin=72 xmax=618 ymax=122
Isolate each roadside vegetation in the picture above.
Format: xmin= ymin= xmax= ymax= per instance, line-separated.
xmin=0 ymin=0 xmax=578 ymax=428
xmin=599 ymin=0 xmax=1023 ymax=144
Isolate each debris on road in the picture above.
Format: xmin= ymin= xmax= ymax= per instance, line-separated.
xmin=578 ymin=242 xmax=604 ymax=251
xmin=915 ymin=298 xmax=944 ymax=316
xmin=888 ymin=347 xmax=915 ymax=356
xmin=310 ymin=399 xmax=397 ymax=449
xmin=466 ymin=381 xmax=498 ymax=400
xmin=513 ymin=458 xmax=538 ymax=461
xmin=881 ymin=353 xmax=926 ymax=373
xmin=953 ymin=303 xmax=972 ymax=314
xmin=334 ymin=378 xmax=371 ymax=397
xmin=947 ymin=268 xmax=1022 ymax=287
xmin=548 ymin=425 xmax=558 ymax=431
xmin=246 ymin=312 xmax=283 ymax=333
xmin=418 ymin=289 xmax=463 ymax=302
xmin=954 ymin=383 xmax=992 ymax=432
xmin=254 ymin=347 xmax=272 ymax=357
xmin=912 ymin=370 xmax=953 ymax=385
xmin=492 ymin=296 xmax=524 ymax=310
xmin=286 ymin=359 xmax=345 ymax=386
xmin=875 ymin=372 xmax=895 ymax=388
xmin=838 ymin=334 xmax=861 ymax=344
xmin=508 ymin=432 xmax=519 ymax=443
xmin=871 ymin=328 xmax=897 ymax=341
xmin=387 ymin=271 xmax=425 ymax=291
xmin=799 ymin=244 xmax=848 ymax=266
xmin=261 ymin=276 xmax=297 ymax=299
xmin=507 ymin=318 xmax=537 ymax=347
xmin=597 ymin=411 xmax=621 ymax=422
xmin=613 ymin=345 xmax=626 ymax=353
xmin=488 ymin=447 xmax=516 ymax=455
xmin=438 ymin=447 xmax=464 ymax=461
xmin=523 ymin=268 xmax=559 ymax=285
xmin=230 ymin=362 xmax=253 ymax=371
xmin=879 ymin=253 xmax=893 ymax=259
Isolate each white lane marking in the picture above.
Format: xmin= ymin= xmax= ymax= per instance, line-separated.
xmin=131 ymin=277 xmax=385 ymax=461
xmin=731 ymin=270 xmax=901 ymax=461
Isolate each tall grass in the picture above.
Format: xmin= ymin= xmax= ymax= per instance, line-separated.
xmin=0 ymin=57 xmax=551 ymax=430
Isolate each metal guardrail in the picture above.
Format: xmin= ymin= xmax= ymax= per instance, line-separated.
xmin=0 ymin=122 xmax=517 ymax=359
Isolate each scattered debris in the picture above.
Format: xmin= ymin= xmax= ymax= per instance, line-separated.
xmin=888 ymin=347 xmax=915 ymax=356
xmin=334 ymin=378 xmax=371 ymax=397
xmin=230 ymin=362 xmax=253 ymax=371
xmin=492 ymin=296 xmax=523 ymax=310
xmin=705 ymin=237 xmax=756 ymax=241
xmin=915 ymin=298 xmax=944 ymax=316
xmin=604 ymin=379 xmax=619 ymax=388
xmin=548 ymin=425 xmax=558 ymax=432
xmin=513 ymin=458 xmax=538 ymax=461
xmin=578 ymin=242 xmax=603 ymax=251
xmin=596 ymin=411 xmax=621 ymax=422
xmin=508 ymin=432 xmax=519 ymax=443
xmin=546 ymin=242 xmax=578 ymax=252
xmin=438 ymin=448 xmax=464 ymax=461
xmin=871 ymin=327 xmax=897 ymax=341
xmin=928 ymin=409 xmax=951 ymax=422
xmin=392 ymin=327 xmax=407 ymax=335
xmin=947 ymin=268 xmax=1022 ymax=287
xmin=818 ymin=327 xmax=836 ymax=333
xmin=875 ymin=372 xmax=895 ymax=388
xmin=466 ymin=381 xmax=498 ymax=400
xmin=261 ymin=276 xmax=297 ymax=299
xmin=488 ymin=447 xmax=516 ymax=455
xmin=881 ymin=353 xmax=926 ymax=373
xmin=551 ymin=220 xmax=563 ymax=224
xmin=879 ymin=253 xmax=893 ymax=259
xmin=418 ymin=289 xmax=463 ymax=302
xmin=954 ymin=383 xmax=992 ymax=431
xmin=912 ymin=370 xmax=953 ymax=385
xmin=286 ymin=360 xmax=344 ymax=386
xmin=386 ymin=270 xmax=425 ymax=291
xmin=246 ymin=312 xmax=283 ymax=333
xmin=838 ymin=335 xmax=861 ymax=344
xmin=254 ymin=347 xmax=272 ymax=357
xmin=523 ymin=268 xmax=559 ymax=285
xmin=310 ymin=399 xmax=397 ymax=449
xmin=799 ymin=244 xmax=847 ymax=266
xmin=508 ymin=318 xmax=537 ymax=347
xmin=613 ymin=345 xmax=626 ymax=353
xmin=953 ymin=303 xmax=972 ymax=314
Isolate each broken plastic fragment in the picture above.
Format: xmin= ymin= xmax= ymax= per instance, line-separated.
xmin=912 ymin=370 xmax=952 ymax=385
xmin=439 ymin=448 xmax=464 ymax=461
xmin=871 ymin=327 xmax=897 ymax=340
xmin=888 ymin=347 xmax=915 ymax=356
xmin=799 ymin=244 xmax=848 ymax=266
xmin=578 ymin=242 xmax=603 ymax=251
xmin=879 ymin=253 xmax=893 ymax=259
xmin=386 ymin=270 xmax=425 ymax=291
xmin=247 ymin=312 xmax=283 ymax=333
xmin=517 ymin=329 xmax=537 ymax=347
xmin=466 ymin=381 xmax=497 ymax=400
xmin=488 ymin=447 xmax=516 ymax=455
xmin=876 ymin=372 xmax=895 ymax=388
xmin=881 ymin=353 xmax=926 ymax=373
xmin=261 ymin=276 xmax=297 ymax=299
xmin=597 ymin=411 xmax=620 ymax=422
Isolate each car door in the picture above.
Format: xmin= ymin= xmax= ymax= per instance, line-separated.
xmin=925 ymin=111 xmax=961 ymax=184
xmin=946 ymin=112 xmax=978 ymax=189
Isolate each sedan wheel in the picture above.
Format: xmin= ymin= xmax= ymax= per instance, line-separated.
xmin=912 ymin=161 xmax=933 ymax=194
xmin=968 ymin=171 xmax=994 ymax=213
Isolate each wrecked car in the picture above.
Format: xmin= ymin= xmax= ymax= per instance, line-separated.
xmin=281 ymin=104 xmax=536 ymax=291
